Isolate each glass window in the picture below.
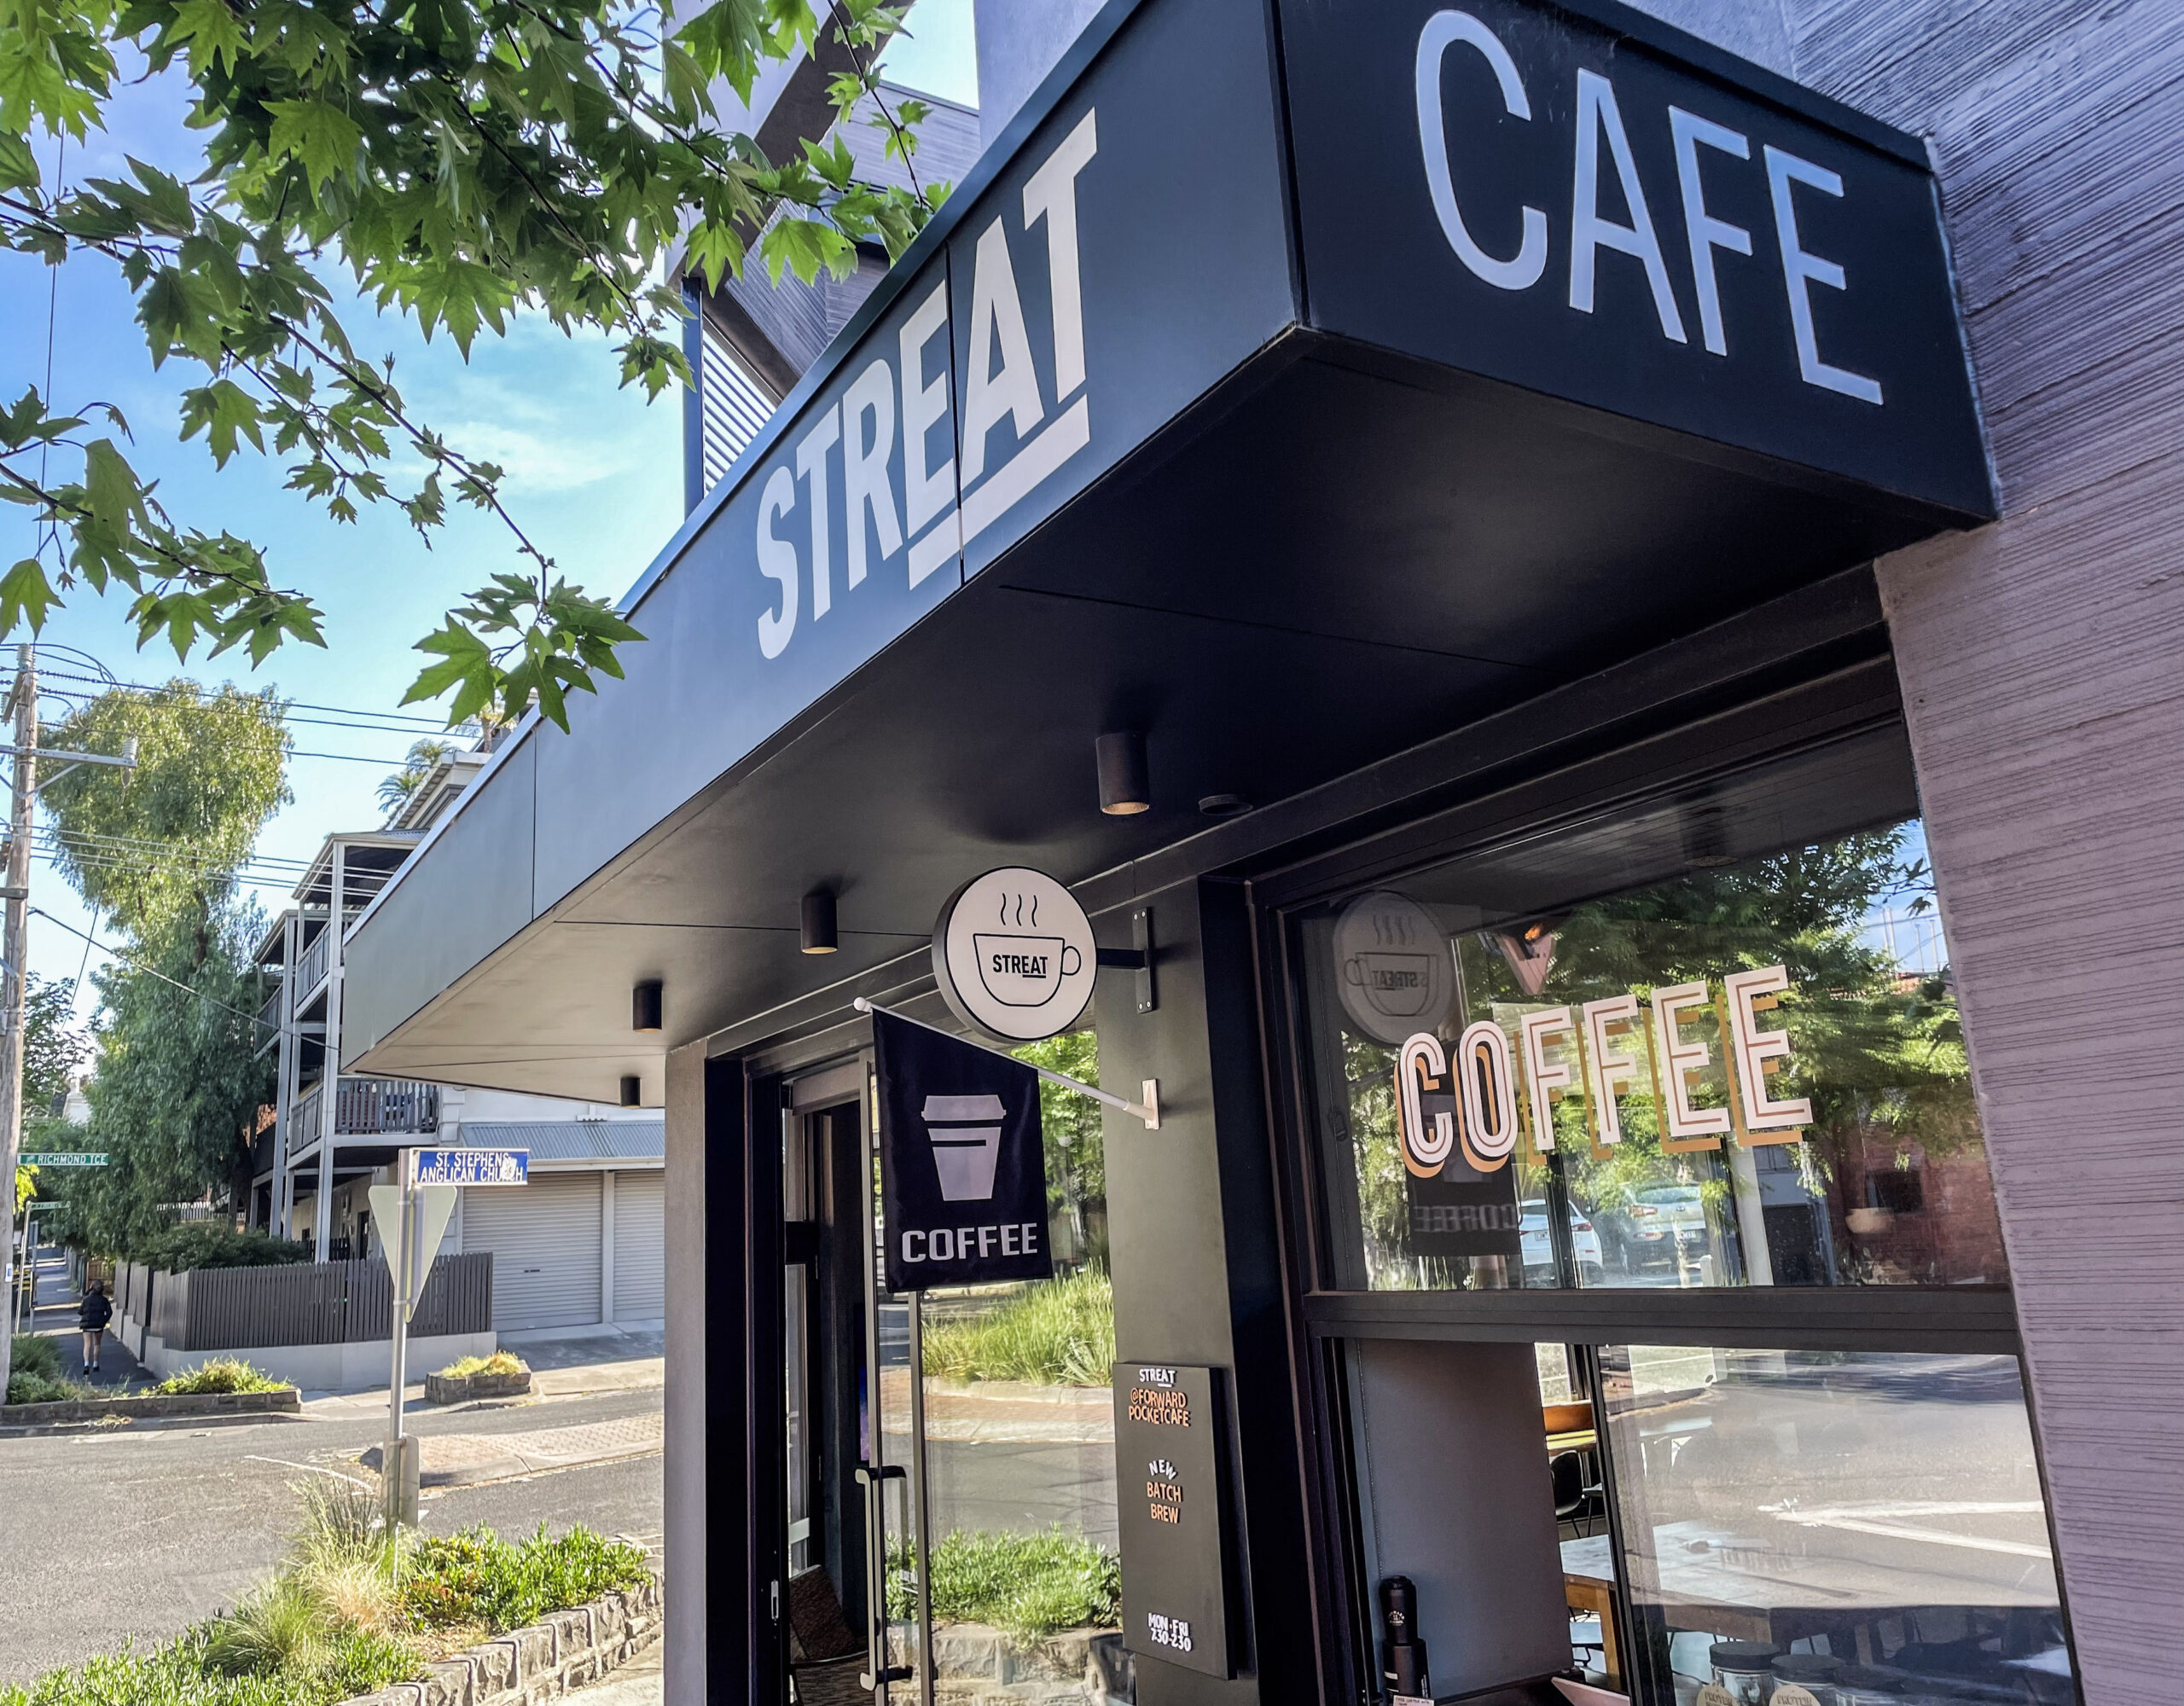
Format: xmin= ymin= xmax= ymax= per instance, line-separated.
xmin=1295 ymin=740 xmax=2005 ymax=1291
xmin=1598 ymin=1347 xmax=2074 ymax=1704
xmin=889 ymin=1030 xmax=1132 ymax=1704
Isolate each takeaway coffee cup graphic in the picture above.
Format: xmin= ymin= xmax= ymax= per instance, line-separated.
xmin=922 ymin=1093 xmax=1008 ymax=1201
xmin=1332 ymin=890 xmax=1455 ymax=1046
xmin=972 ymin=934 xmax=1085 ymax=1006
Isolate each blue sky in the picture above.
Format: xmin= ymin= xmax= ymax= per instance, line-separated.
xmin=0 ymin=0 xmax=978 ymax=1020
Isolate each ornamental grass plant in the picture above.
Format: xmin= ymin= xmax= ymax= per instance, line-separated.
xmin=0 ymin=1478 xmax=653 ymax=1706
xmin=155 ymin=1359 xmax=288 ymax=1396
xmin=887 ymin=1528 xmax=1122 ymax=1642
xmin=5 ymin=1335 xmax=90 ymax=1406
xmin=919 ymin=1269 xmax=1116 ymax=1387
xmin=436 ymin=1350 xmax=525 ymax=1378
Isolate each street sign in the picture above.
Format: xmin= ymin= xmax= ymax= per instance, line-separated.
xmin=412 ymin=1148 xmax=528 ymax=1186
xmin=18 ymin=1152 xmax=107 ymax=1167
xmin=366 ymin=1182 xmax=457 ymax=1318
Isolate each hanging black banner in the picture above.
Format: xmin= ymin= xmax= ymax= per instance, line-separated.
xmin=875 ymin=1009 xmax=1053 ymax=1293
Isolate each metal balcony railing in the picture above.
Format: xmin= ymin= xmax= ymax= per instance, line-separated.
xmin=333 ymin=1077 xmax=439 ymax=1136
xmin=254 ymin=979 xmax=284 ymax=1056
xmin=295 ymin=927 xmax=332 ymax=1001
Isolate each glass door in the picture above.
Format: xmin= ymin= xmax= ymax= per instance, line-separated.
xmin=778 ymin=1067 xmax=925 ymax=1706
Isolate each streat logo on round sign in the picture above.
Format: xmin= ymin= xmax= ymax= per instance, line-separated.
xmin=933 ymin=866 xmax=1097 ymax=1043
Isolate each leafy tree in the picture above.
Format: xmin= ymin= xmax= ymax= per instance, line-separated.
xmin=1014 ymin=1030 xmax=1108 ymax=1271
xmin=0 ymin=0 xmax=944 ymax=726
xmin=378 ymin=736 xmax=456 ymax=818
xmin=35 ymin=683 xmax=284 ymax=1250
xmin=45 ymin=897 xmax=275 ymax=1254
xmin=39 ymin=681 xmax=290 ymax=938
xmin=23 ymin=971 xmax=87 ymax=1114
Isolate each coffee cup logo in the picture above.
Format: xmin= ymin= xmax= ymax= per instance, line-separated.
xmin=935 ymin=867 xmax=1099 ymax=1042
xmin=973 ymin=934 xmax=1085 ymax=1005
xmin=1332 ymin=891 xmax=1455 ymax=1045
xmin=922 ymin=1093 xmax=1008 ymax=1200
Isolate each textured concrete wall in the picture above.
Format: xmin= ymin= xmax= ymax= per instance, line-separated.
xmin=1635 ymin=2 xmax=2184 ymax=1697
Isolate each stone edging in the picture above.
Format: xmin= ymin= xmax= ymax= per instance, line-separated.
xmin=346 ymin=1575 xmax=662 ymax=1706
xmin=0 ymin=1387 xmax=300 ymax=1427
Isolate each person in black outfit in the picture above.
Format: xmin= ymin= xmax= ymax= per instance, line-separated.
xmin=78 ymin=1279 xmax=113 ymax=1374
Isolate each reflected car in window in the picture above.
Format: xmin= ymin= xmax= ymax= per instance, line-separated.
xmin=1595 ymin=1183 xmax=1708 ymax=1275
xmin=1520 ymin=1200 xmax=1606 ymax=1287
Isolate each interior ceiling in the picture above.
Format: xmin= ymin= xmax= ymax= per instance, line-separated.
xmin=351 ymin=337 xmax=1964 ymax=1101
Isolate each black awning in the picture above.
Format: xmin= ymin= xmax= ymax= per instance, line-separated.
xmin=344 ymin=0 xmax=1985 ymax=1096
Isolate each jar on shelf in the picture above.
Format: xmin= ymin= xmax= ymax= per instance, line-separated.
xmin=1707 ymin=1642 xmax=1781 ymax=1705
xmin=1769 ymin=1651 xmax=1846 ymax=1706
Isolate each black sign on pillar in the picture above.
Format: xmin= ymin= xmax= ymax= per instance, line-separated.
xmin=875 ymin=1010 xmax=1054 ymax=1293
xmin=1112 ymin=1362 xmax=1234 ymax=1680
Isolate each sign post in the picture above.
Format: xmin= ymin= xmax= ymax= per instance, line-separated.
xmin=367 ymin=1150 xmax=484 ymax=1528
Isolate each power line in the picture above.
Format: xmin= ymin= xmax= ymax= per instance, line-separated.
xmin=31 ymin=668 xmax=458 ymax=733
xmin=34 ymin=682 xmax=458 ymax=742
xmin=28 ymin=908 xmax=274 ymax=1031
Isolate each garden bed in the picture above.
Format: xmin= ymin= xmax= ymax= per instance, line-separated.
xmin=425 ymin=1353 xmax=531 ymax=1404
xmin=1 ymin=1386 xmax=299 ymax=1428
xmin=0 ymin=1480 xmax=657 ymax=1706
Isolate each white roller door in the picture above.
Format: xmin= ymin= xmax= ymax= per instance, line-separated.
xmin=611 ymin=1171 xmax=666 ymax=1322
xmin=463 ymin=1172 xmax=602 ymax=1330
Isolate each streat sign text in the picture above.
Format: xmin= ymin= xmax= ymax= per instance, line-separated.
xmin=752 ymin=112 xmax=1100 ymax=663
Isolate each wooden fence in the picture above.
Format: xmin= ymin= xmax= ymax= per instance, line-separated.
xmin=138 ymin=1252 xmax=493 ymax=1351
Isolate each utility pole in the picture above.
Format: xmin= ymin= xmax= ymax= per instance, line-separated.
xmin=0 ymin=644 xmax=34 ymax=1404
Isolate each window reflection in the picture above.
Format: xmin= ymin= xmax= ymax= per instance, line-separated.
xmin=884 ymin=1030 xmax=1132 ymax=1705
xmin=1598 ymin=1348 xmax=2072 ymax=1704
xmin=1299 ymin=784 xmax=2006 ymax=1291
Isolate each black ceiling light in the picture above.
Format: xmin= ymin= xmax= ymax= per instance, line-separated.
xmin=1095 ymin=731 xmax=1151 ymax=815
xmin=1682 ymin=801 xmax=1736 ymax=868
xmin=631 ymin=979 xmax=664 ymax=1032
xmin=801 ymin=889 xmax=839 ymax=955
xmin=1198 ymin=793 xmax=1252 ymax=818
xmin=619 ymin=1074 xmax=642 ymax=1108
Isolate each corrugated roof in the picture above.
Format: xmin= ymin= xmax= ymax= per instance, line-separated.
xmin=448 ymin=1120 xmax=664 ymax=1162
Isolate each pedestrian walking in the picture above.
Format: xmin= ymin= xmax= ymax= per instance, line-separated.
xmin=78 ymin=1280 xmax=112 ymax=1375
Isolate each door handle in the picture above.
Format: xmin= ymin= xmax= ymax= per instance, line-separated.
xmin=854 ymin=1460 xmax=912 ymax=1691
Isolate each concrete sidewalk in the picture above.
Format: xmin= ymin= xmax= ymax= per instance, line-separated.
xmin=301 ymin=1323 xmax=664 ymax=1417
xmin=358 ymin=1408 xmax=664 ymax=1488
xmin=18 ymin=1240 xmax=154 ymax=1393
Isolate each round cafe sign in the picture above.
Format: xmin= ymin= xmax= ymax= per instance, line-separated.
xmin=1332 ymin=890 xmax=1455 ymax=1046
xmin=933 ymin=867 xmax=1098 ymax=1042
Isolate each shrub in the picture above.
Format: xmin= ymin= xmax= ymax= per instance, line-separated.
xmin=289 ymin=1475 xmax=390 ymax=1575
xmin=10 ymin=1334 xmax=61 ymax=1380
xmin=132 ymin=1226 xmax=312 ymax=1274
xmin=201 ymin=1581 xmax=327 ymax=1677
xmin=7 ymin=1370 xmax=90 ymax=1406
xmin=921 ymin=1268 xmax=1115 ymax=1386
xmin=403 ymin=1525 xmax=651 ymax=1634
xmin=437 ymin=1350 xmax=523 ymax=1378
xmin=0 ymin=1491 xmax=645 ymax=1706
xmin=157 ymin=1360 xmax=287 ymax=1396
xmin=889 ymin=1528 xmax=1121 ymax=1641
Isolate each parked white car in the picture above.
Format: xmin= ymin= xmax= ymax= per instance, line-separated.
xmin=1520 ymin=1199 xmax=1606 ymax=1287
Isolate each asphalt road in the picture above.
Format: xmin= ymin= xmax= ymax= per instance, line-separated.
xmin=0 ymin=1387 xmax=664 ymax=1686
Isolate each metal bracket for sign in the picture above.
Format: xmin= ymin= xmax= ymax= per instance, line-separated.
xmin=1094 ymin=908 xmax=1157 ymax=1013
xmin=852 ymin=997 xmax=1161 ymax=1129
